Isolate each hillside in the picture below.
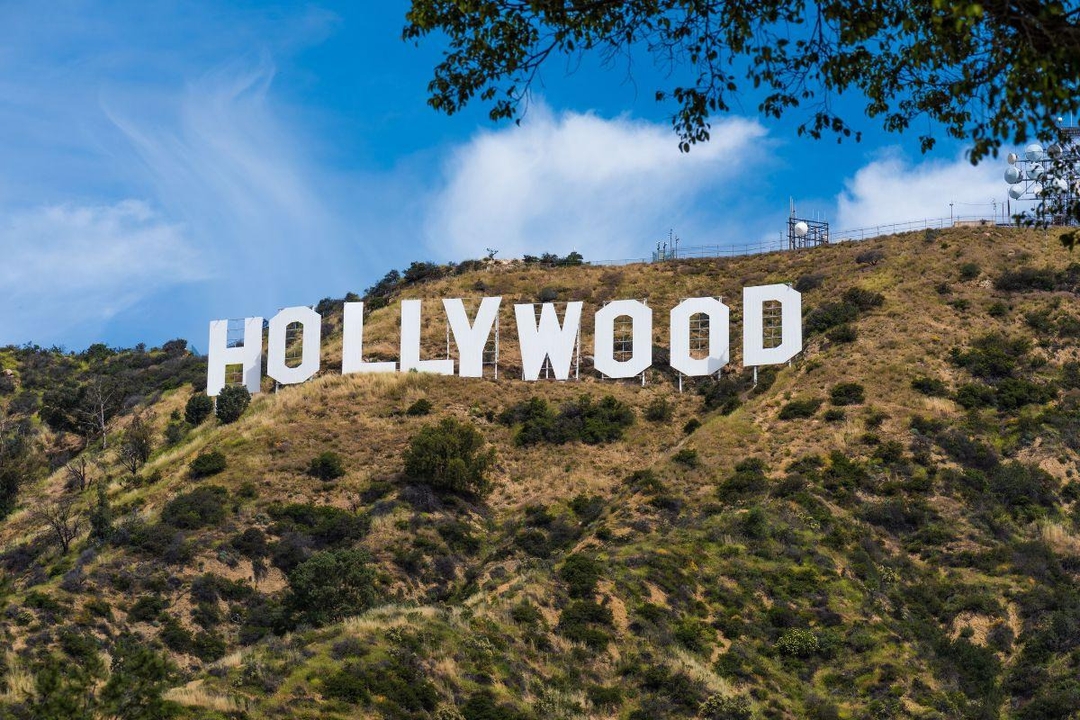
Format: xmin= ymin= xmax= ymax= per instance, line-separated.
xmin=1 ymin=226 xmax=1080 ymax=720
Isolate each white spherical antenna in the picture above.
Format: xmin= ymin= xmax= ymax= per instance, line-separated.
xmin=1008 ymin=185 xmax=1025 ymax=199
xmin=1025 ymin=143 xmax=1044 ymax=161
xmin=793 ymin=221 xmax=809 ymax=237
xmin=1048 ymin=143 xmax=1063 ymax=158
xmin=1007 ymin=152 xmax=1019 ymax=165
xmin=1053 ymin=176 xmax=1069 ymax=191
xmin=1004 ymin=166 xmax=1022 ymax=184
xmin=1030 ymin=163 xmax=1045 ymax=179
xmin=1031 ymin=182 xmax=1044 ymax=195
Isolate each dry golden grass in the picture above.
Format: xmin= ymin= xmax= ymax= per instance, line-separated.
xmin=164 ymin=681 xmax=252 ymax=712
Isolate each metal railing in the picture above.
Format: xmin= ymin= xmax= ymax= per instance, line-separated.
xmin=586 ymin=215 xmax=1002 ymax=267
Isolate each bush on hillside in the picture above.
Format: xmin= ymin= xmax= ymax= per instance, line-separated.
xmin=185 ymin=393 xmax=213 ymax=425
xmin=287 ymin=549 xmax=378 ymax=627
xmin=406 ymin=398 xmax=433 ymax=416
xmin=699 ymin=693 xmax=754 ymax=720
xmin=216 ymin=385 xmax=250 ymax=424
xmin=189 ymin=450 xmax=226 ymax=478
xmin=559 ymin=553 xmax=603 ymax=598
xmin=499 ymin=395 xmax=634 ymax=446
xmin=779 ymin=398 xmax=822 ymax=420
xmin=161 ymin=486 xmax=228 ymax=530
xmin=644 ymin=397 xmax=674 ymax=422
xmin=825 ymin=324 xmax=857 ymax=343
xmin=912 ymin=376 xmax=949 ymax=396
xmin=403 ymin=418 xmax=495 ymax=495
xmin=830 ymin=382 xmax=865 ymax=406
xmin=308 ymin=451 xmax=345 ymax=481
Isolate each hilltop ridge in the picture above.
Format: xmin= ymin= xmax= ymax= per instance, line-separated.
xmin=1 ymin=226 xmax=1079 ymax=719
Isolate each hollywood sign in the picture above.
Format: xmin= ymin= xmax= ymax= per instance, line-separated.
xmin=206 ymin=285 xmax=801 ymax=396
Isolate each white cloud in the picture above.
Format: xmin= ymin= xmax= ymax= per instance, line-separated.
xmin=424 ymin=105 xmax=769 ymax=261
xmin=836 ymin=151 xmax=1007 ymax=230
xmin=0 ymin=200 xmax=201 ymax=344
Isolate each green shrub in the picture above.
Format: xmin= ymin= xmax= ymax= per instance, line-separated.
xmin=559 ymin=553 xmax=603 ymax=598
xmin=794 ymin=274 xmax=824 ymax=292
xmin=994 ymin=266 xmax=1058 ymax=291
xmin=184 ymin=393 xmax=213 ymax=425
xmin=842 ymin=287 xmax=885 ymax=310
xmin=699 ymin=693 xmax=753 ymax=720
xmin=950 ymin=333 xmax=1031 ymax=379
xmin=959 ymin=262 xmax=981 ymax=280
xmin=912 ymin=376 xmax=949 ymax=396
xmin=161 ymin=486 xmax=228 ymax=529
xmin=189 ymin=450 xmax=226 ymax=478
xmin=805 ymin=302 xmax=859 ymax=334
xmin=231 ymin=528 xmax=268 ymax=559
xmin=955 ymin=383 xmax=996 ymax=409
xmin=988 ymin=301 xmax=1009 ymax=317
xmin=855 ymin=249 xmax=885 ymax=266
xmin=267 ymin=503 xmax=369 ymax=547
xmin=823 ymin=408 xmax=845 ymax=422
xmin=510 ymin=601 xmax=542 ymax=625
xmin=500 ymin=395 xmax=634 ymax=445
xmin=718 ymin=458 xmax=768 ymax=501
xmin=644 ymin=397 xmax=674 ymax=422
xmin=776 ymin=628 xmax=820 ymax=658
xmin=287 ymin=549 xmax=378 ymax=627
xmin=403 ymin=417 xmax=495 ymax=495
xmin=324 ymin=654 xmax=438 ymax=711
xmin=825 ymin=324 xmax=857 ymax=343
xmin=406 ymin=398 xmax=433 ymax=416
xmin=683 ymin=418 xmax=702 ymax=434
xmin=308 ymin=451 xmax=345 ymax=481
xmin=779 ymin=398 xmax=822 ymax=419
xmin=673 ymin=448 xmax=699 ymax=467
xmin=215 ymin=385 xmax=251 ymax=424
xmin=558 ymin=599 xmax=613 ymax=649
xmin=830 ymin=382 xmax=865 ymax=406
xmin=128 ymin=595 xmax=167 ymax=623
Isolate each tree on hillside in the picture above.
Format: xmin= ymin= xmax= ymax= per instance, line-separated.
xmin=403 ymin=417 xmax=496 ymax=496
xmin=99 ymin=635 xmax=179 ymax=720
xmin=119 ymin=412 xmax=154 ymax=477
xmin=33 ymin=496 xmax=83 ymax=554
xmin=215 ymin=385 xmax=251 ymax=424
xmin=405 ymin=1 xmax=1080 ymax=161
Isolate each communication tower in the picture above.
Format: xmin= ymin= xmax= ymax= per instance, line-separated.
xmin=787 ymin=200 xmax=829 ymax=250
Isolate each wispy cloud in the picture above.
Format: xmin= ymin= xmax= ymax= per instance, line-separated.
xmin=423 ymin=105 xmax=770 ymax=261
xmin=105 ymin=54 xmax=349 ymax=296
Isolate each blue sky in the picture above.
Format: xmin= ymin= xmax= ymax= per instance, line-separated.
xmin=1 ymin=1 xmax=1016 ymax=351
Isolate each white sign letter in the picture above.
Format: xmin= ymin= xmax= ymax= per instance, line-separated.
xmin=342 ymin=302 xmax=396 ymax=374
xmin=670 ymin=297 xmax=729 ymax=376
xmin=444 ymin=297 xmax=501 ymax=378
xmin=743 ymin=284 xmax=802 ymax=366
xmin=514 ymin=302 xmax=583 ymax=381
xmin=401 ymin=299 xmax=454 ymax=374
xmin=594 ymin=300 xmax=653 ymax=378
xmin=207 ymin=317 xmax=263 ymax=396
xmin=267 ymin=306 xmax=321 ymax=385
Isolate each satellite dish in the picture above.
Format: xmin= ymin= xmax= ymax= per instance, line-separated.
xmin=1025 ymin=143 xmax=1045 ymax=161
xmin=1004 ymin=166 xmax=1022 ymax=184
xmin=1030 ymin=163 xmax=1045 ymax=179
xmin=793 ymin=221 xmax=809 ymax=237
xmin=1007 ymin=152 xmax=1019 ymax=165
xmin=1008 ymin=185 xmax=1025 ymax=199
